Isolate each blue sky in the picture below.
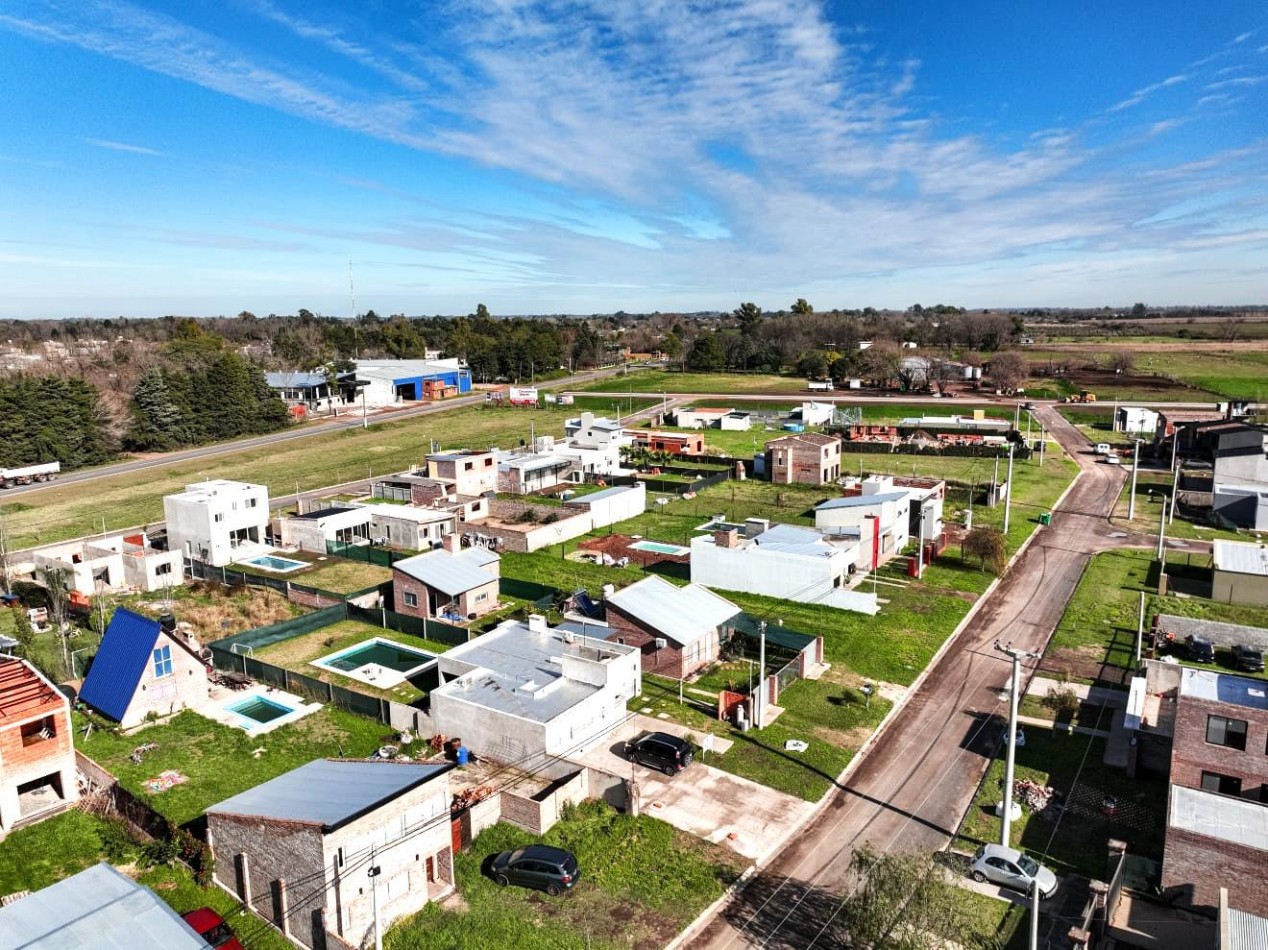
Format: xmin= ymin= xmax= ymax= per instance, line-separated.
xmin=0 ymin=1 xmax=1265 ymax=318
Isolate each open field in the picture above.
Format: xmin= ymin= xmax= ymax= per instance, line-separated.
xmin=4 ymin=403 xmax=585 ymax=550
xmin=581 ymin=370 xmax=808 ymax=395
xmin=1039 ymin=549 xmax=1268 ymax=687
xmin=957 ymin=730 xmax=1167 ymax=880
xmin=253 ymin=619 xmax=453 ymax=703
xmin=1022 ymin=344 xmax=1268 ymax=400
xmin=227 ymin=550 xmax=391 ymax=594
xmin=385 ymin=801 xmax=747 ymax=950
xmin=77 ymin=707 xmax=396 ymax=825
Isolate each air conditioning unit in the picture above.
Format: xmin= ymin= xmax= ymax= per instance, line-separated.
xmin=654 ymin=638 xmax=667 ymax=650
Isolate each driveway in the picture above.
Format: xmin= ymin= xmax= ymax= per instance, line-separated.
xmin=574 ymin=716 xmax=816 ymax=864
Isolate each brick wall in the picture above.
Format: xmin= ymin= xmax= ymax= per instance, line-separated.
xmin=288 ymin=587 xmax=344 ymax=610
xmin=1170 ymin=696 xmax=1268 ymax=796
xmin=604 ymin=608 xmax=691 ymax=679
xmin=1162 ymin=826 xmax=1268 ymax=914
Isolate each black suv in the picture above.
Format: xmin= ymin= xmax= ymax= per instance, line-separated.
xmin=626 ymin=731 xmax=694 ymax=776
xmin=1232 ymin=644 xmax=1265 ymax=673
xmin=1185 ymin=635 xmax=1216 ymax=664
xmin=490 ymin=845 xmax=580 ymax=896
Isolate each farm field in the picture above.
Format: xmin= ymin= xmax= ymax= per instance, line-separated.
xmin=1021 ymin=343 xmax=1268 ymax=400
xmin=581 ymin=369 xmax=808 ymax=395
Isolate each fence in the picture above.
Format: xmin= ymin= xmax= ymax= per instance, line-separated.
xmin=637 ymin=470 xmax=730 ymax=496
xmin=326 ymin=540 xmax=412 ymax=568
xmin=834 ymin=439 xmax=1028 ymax=460
xmin=188 ymin=558 xmax=347 ymax=607
xmin=499 ymin=577 xmax=564 ymax=603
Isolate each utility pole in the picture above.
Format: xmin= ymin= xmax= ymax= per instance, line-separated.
xmin=1030 ymin=877 xmax=1040 ymax=950
xmin=756 ymin=621 xmax=767 ymax=729
xmin=1135 ymin=591 xmax=1146 ymax=666
xmin=1128 ymin=439 xmax=1141 ymax=520
xmin=994 ymin=641 xmax=1040 ymax=847
xmin=1003 ymin=442 xmax=1016 ymax=535
xmin=915 ymin=502 xmax=925 ymax=579
xmin=1157 ymin=497 xmax=1169 ymax=560
xmin=361 ymin=387 xmax=368 ymax=429
xmin=1170 ymin=459 xmax=1180 ymax=525
xmin=368 ymin=848 xmax=383 ymax=950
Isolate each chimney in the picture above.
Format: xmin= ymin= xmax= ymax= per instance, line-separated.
xmin=442 ymin=532 xmax=461 ymax=554
xmin=714 ymin=529 xmax=739 ymax=549
xmin=527 ymin=614 xmax=548 ymax=634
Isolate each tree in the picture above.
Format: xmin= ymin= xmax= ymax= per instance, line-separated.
xmin=929 ymin=359 xmax=957 ymax=395
xmin=987 ymin=351 xmax=1029 ymax=393
xmin=861 ymin=341 xmax=903 ymax=389
xmin=475 ymin=303 xmax=491 ymax=320
xmin=1109 ymin=351 xmax=1135 ymax=375
xmin=733 ymin=302 xmax=763 ymax=333
xmin=1131 ymin=302 xmax=1148 ymax=316
xmin=686 ymin=332 xmax=727 ymax=372
xmin=13 ymin=607 xmax=35 ymax=659
xmin=963 ymin=525 xmax=1007 ymax=572
xmin=790 ymin=298 xmax=814 ymax=315
xmin=796 ymin=351 xmax=829 ymax=379
xmin=37 ymin=565 xmax=71 ymax=678
xmin=836 ymin=846 xmax=1004 ymax=949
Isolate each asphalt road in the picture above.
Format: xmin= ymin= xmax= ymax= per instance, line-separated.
xmin=1 ymin=366 xmax=625 ymax=498
xmin=691 ymin=406 xmax=1136 ymax=950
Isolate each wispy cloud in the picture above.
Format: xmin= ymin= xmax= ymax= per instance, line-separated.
xmin=1206 ymin=75 xmax=1268 ymax=90
xmin=85 ymin=137 xmax=162 ymax=155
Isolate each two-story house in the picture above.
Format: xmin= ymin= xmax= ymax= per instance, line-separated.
xmin=0 ymin=657 xmax=77 ymax=833
xmin=765 ymin=433 xmax=842 ymax=485
xmin=163 ymin=479 xmax=270 ymax=566
xmin=426 ymin=450 xmax=498 ymax=496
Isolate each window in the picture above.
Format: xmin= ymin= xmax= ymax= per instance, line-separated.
xmin=403 ymin=592 xmax=418 ymax=607
xmin=214 ymin=513 xmax=224 ymax=523
xmin=20 ymin=716 xmax=55 ymax=747
xmin=475 ymin=592 xmax=487 ymax=603
xmin=247 ymin=497 xmax=257 ymax=508
xmin=152 ymin=645 xmax=173 ymax=678
xmin=155 ymin=562 xmax=172 ymax=576
xmin=1201 ymin=771 xmax=1242 ymax=796
xmin=1206 ymin=715 xmax=1248 ymax=751
xmin=464 ymin=461 xmax=473 ymax=471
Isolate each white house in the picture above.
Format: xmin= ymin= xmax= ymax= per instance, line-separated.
xmin=674 ymin=407 xmax=732 ymax=429
xmin=719 ymin=411 xmax=752 ymax=431
xmin=1116 ymin=406 xmax=1160 ymax=435
xmin=163 ymin=480 xmax=270 ymax=566
xmin=562 ymin=483 xmax=646 ymax=528
xmin=690 ymin=523 xmax=877 ymax=614
xmin=564 ymin=413 xmax=631 ymax=450
xmin=30 ymin=532 xmax=184 ymax=596
xmin=796 ymin=402 xmax=836 ymax=427
xmin=280 ymin=505 xmax=374 ymax=553
xmin=430 ymin=615 xmax=641 ymax=769
xmin=815 ymin=488 xmax=911 ymax=569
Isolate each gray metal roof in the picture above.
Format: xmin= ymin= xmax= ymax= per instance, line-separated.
xmin=1213 ymin=539 xmax=1268 ymax=576
xmin=605 ymin=576 xmax=740 ymax=646
xmin=436 ymin=620 xmax=630 ymax=723
xmin=208 ymin=759 xmax=450 ymax=831
xmin=1229 ymin=908 xmax=1268 ymax=950
xmin=394 ymin=548 xmax=499 ymax=596
xmin=0 ymin=863 xmax=208 ymax=949
xmin=1179 ymin=667 xmax=1268 ymax=711
xmin=749 ymin=523 xmax=854 ymax=558
xmin=1169 ymin=784 xmax=1268 ymax=852
xmin=816 ymin=491 xmax=910 ymax=510
xmin=564 ymin=485 xmax=640 ymax=505
xmin=265 ymin=371 xmax=330 ymax=389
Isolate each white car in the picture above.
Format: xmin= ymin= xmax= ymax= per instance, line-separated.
xmin=970 ymin=844 xmax=1058 ymax=899
xmin=1102 ymin=454 xmax=1121 ymax=465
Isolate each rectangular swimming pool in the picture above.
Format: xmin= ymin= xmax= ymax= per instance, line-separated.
xmin=629 ymin=540 xmax=692 ymax=557
xmin=229 ymin=696 xmax=294 ymax=724
xmin=243 ymin=554 xmax=308 ymax=573
xmin=312 ymin=637 xmax=439 ymax=689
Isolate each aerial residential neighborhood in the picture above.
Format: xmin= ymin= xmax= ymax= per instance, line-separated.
xmin=1 ymin=3 xmax=1266 ymax=949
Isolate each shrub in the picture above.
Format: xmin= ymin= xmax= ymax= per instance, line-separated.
xmin=1041 ymin=685 xmax=1080 ymax=720
xmin=141 ymin=838 xmax=178 ymax=868
xmin=98 ymin=819 xmax=140 ymax=863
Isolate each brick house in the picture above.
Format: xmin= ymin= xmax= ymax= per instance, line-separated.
xmin=628 ymin=429 xmax=705 ymax=456
xmin=765 ymin=432 xmax=842 ymax=485
xmin=603 ymin=575 xmax=741 ymax=679
xmin=78 ymin=608 xmax=210 ymax=729
xmin=0 ymin=657 xmax=78 ymax=833
xmin=208 ymin=759 xmax=455 ymax=950
xmin=1159 ymin=667 xmax=1268 ymax=915
xmin=392 ymin=535 xmax=500 ymax=620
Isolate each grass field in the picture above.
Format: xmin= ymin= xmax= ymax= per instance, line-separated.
xmin=5 ymin=403 xmax=585 ymax=550
xmin=1022 ymin=345 xmax=1268 ymax=399
xmin=957 ymin=729 xmax=1167 ymax=880
xmin=77 ymin=707 xmax=397 ymax=825
xmin=1111 ymin=469 xmax=1244 ymax=542
xmin=385 ymin=801 xmax=747 ymax=950
xmin=253 ymin=619 xmax=453 ymax=703
xmin=227 ymin=551 xmax=392 ymax=594
xmin=581 ymin=370 xmax=808 ymax=395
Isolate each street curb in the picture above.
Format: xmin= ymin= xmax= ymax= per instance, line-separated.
xmin=664 ymin=866 xmax=758 ymax=950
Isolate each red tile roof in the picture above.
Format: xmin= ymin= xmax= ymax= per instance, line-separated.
xmin=0 ymin=658 xmax=63 ymax=723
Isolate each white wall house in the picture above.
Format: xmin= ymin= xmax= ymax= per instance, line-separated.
xmin=815 ymin=489 xmax=911 ymax=569
xmin=279 ymin=506 xmax=374 ymax=553
xmin=163 ymin=480 xmax=270 ymax=566
xmin=562 ymin=484 xmax=646 ymax=528
xmin=564 ymin=413 xmax=632 ymax=450
xmin=1116 ymin=406 xmax=1160 ymax=435
xmin=797 ymin=402 xmax=836 ymax=427
xmin=431 ymin=615 xmax=641 ymax=770
xmin=690 ymin=523 xmax=877 ymax=614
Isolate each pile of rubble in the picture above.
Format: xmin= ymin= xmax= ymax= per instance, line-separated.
xmin=1013 ymin=778 xmax=1058 ymax=816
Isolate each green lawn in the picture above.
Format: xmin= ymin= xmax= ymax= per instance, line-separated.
xmin=139 ymin=865 xmax=294 ymax=950
xmin=1023 ymin=345 xmax=1268 ymax=399
xmin=3 ymin=402 xmax=595 ymax=549
xmin=252 ymin=619 xmax=452 ymax=703
xmin=227 ymin=553 xmax=391 ymax=595
xmin=76 ymin=708 xmax=397 ymax=825
xmin=0 ymin=809 xmax=130 ymax=895
xmin=957 ymin=729 xmax=1167 ymax=880
xmin=1040 ymin=549 xmax=1268 ymax=687
xmin=581 ymin=370 xmax=808 ymax=395
xmin=385 ymin=801 xmax=747 ymax=950
xmin=1112 ymin=470 xmax=1245 ymax=542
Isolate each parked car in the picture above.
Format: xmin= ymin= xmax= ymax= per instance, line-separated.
xmin=1023 ymin=402 xmax=1036 ymax=411
xmin=1232 ymin=644 xmax=1265 ymax=673
xmin=1102 ymin=454 xmax=1121 ymax=465
xmin=489 ymin=845 xmax=580 ymax=896
xmin=626 ymin=731 xmax=694 ymax=776
xmin=970 ymin=844 xmax=1058 ymax=899
xmin=181 ymin=908 xmax=244 ymax=950
xmin=1186 ymin=635 xmax=1216 ymax=664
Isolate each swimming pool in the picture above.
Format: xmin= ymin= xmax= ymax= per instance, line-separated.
xmin=312 ymin=637 xmax=439 ymax=689
xmin=223 ymin=693 xmax=313 ymax=733
xmin=629 ymin=540 xmax=692 ymax=557
xmin=229 ymin=696 xmax=294 ymax=724
xmin=243 ymin=554 xmax=308 ymax=573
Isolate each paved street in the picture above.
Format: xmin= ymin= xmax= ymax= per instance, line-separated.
xmin=691 ymin=406 xmax=1135 ymax=949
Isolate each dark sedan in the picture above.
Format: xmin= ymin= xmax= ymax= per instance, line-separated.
xmin=1232 ymin=644 xmax=1265 ymax=673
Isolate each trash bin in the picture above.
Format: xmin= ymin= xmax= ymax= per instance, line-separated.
xmin=456 ymin=746 xmax=470 ymax=765
xmin=1039 ymin=513 xmax=1052 ymax=526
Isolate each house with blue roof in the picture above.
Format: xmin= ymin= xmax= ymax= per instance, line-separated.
xmin=79 ymin=608 xmax=210 ymax=728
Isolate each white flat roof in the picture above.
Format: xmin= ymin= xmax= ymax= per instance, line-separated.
xmin=1213 ymin=539 xmax=1268 ymax=577
xmin=1169 ymin=783 xmax=1268 ymax=852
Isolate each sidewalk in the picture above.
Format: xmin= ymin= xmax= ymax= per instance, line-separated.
xmin=1028 ymin=675 xmax=1127 ymax=709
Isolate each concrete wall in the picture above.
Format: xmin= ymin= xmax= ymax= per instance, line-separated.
xmin=1212 ymin=569 xmax=1268 ymax=607
xmin=121 ymin=548 xmax=184 ymax=592
xmin=470 ymin=500 xmax=593 ymax=553
xmin=1212 ymin=486 xmax=1268 ymax=531
xmin=767 ymin=438 xmax=842 ymax=485
xmin=565 ymin=483 xmax=646 ymax=528
xmin=500 ymin=770 xmax=589 ymax=835
xmin=689 ymin=535 xmax=856 ymax=603
xmin=428 ymin=453 xmax=497 ymax=496
xmin=0 ymin=682 xmax=77 ymax=832
xmin=372 ymin=511 xmax=455 ymax=552
xmin=165 ymin=483 xmax=269 ymax=566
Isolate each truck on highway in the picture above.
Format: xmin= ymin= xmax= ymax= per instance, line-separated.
xmin=0 ymin=461 xmax=60 ymax=488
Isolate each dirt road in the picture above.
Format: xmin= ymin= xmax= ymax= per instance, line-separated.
xmin=691 ymin=407 xmax=1132 ymax=949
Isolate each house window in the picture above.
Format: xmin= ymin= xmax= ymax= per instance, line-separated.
xmin=155 ymin=562 xmax=173 ymax=576
xmin=214 ymin=513 xmax=224 ymax=523
xmin=464 ymin=462 xmax=473 ymax=471
xmin=20 ymin=716 xmax=55 ymax=747
xmin=152 ymin=645 xmax=173 ymax=678
xmin=1201 ymin=771 xmax=1242 ymax=796
xmin=403 ymin=592 xmax=418 ymax=608
xmin=247 ymin=498 xmax=257 ymax=508
xmin=475 ymin=592 xmax=487 ymax=603
xmin=1206 ymin=715 xmax=1248 ymax=751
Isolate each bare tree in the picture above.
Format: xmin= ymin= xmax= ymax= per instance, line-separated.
xmin=861 ymin=341 xmax=903 ymax=389
xmin=930 ymin=359 xmax=957 ymax=395
xmin=1109 ymin=351 xmax=1135 ymax=375
xmin=987 ymin=351 xmax=1029 ymax=393
xmin=37 ymin=565 xmax=72 ymax=679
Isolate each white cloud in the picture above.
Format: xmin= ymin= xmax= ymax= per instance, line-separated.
xmin=85 ymin=137 xmax=162 ymax=155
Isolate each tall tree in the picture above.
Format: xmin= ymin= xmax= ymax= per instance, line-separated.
xmin=686 ymin=332 xmax=727 ymax=371
xmin=733 ymin=302 xmax=763 ymax=334
xmin=791 ymin=298 xmax=814 ymax=315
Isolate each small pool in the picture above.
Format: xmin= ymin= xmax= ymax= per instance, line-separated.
xmin=629 ymin=540 xmax=692 ymax=557
xmin=229 ymin=696 xmax=294 ymax=724
xmin=243 ymin=554 xmax=308 ymax=573
xmin=696 ymin=519 xmax=745 ymax=533
xmin=312 ymin=638 xmax=439 ymax=689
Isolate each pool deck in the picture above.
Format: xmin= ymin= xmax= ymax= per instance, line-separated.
xmin=201 ymin=683 xmax=323 ymax=735
xmin=310 ymin=637 xmax=439 ymax=690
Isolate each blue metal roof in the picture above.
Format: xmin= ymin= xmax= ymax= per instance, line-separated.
xmin=0 ymin=863 xmax=208 ymax=949
xmin=208 ymin=759 xmax=451 ymax=831
xmin=79 ymin=608 xmax=162 ymax=722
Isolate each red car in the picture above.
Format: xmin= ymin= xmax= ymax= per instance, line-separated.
xmin=181 ymin=908 xmax=244 ymax=950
